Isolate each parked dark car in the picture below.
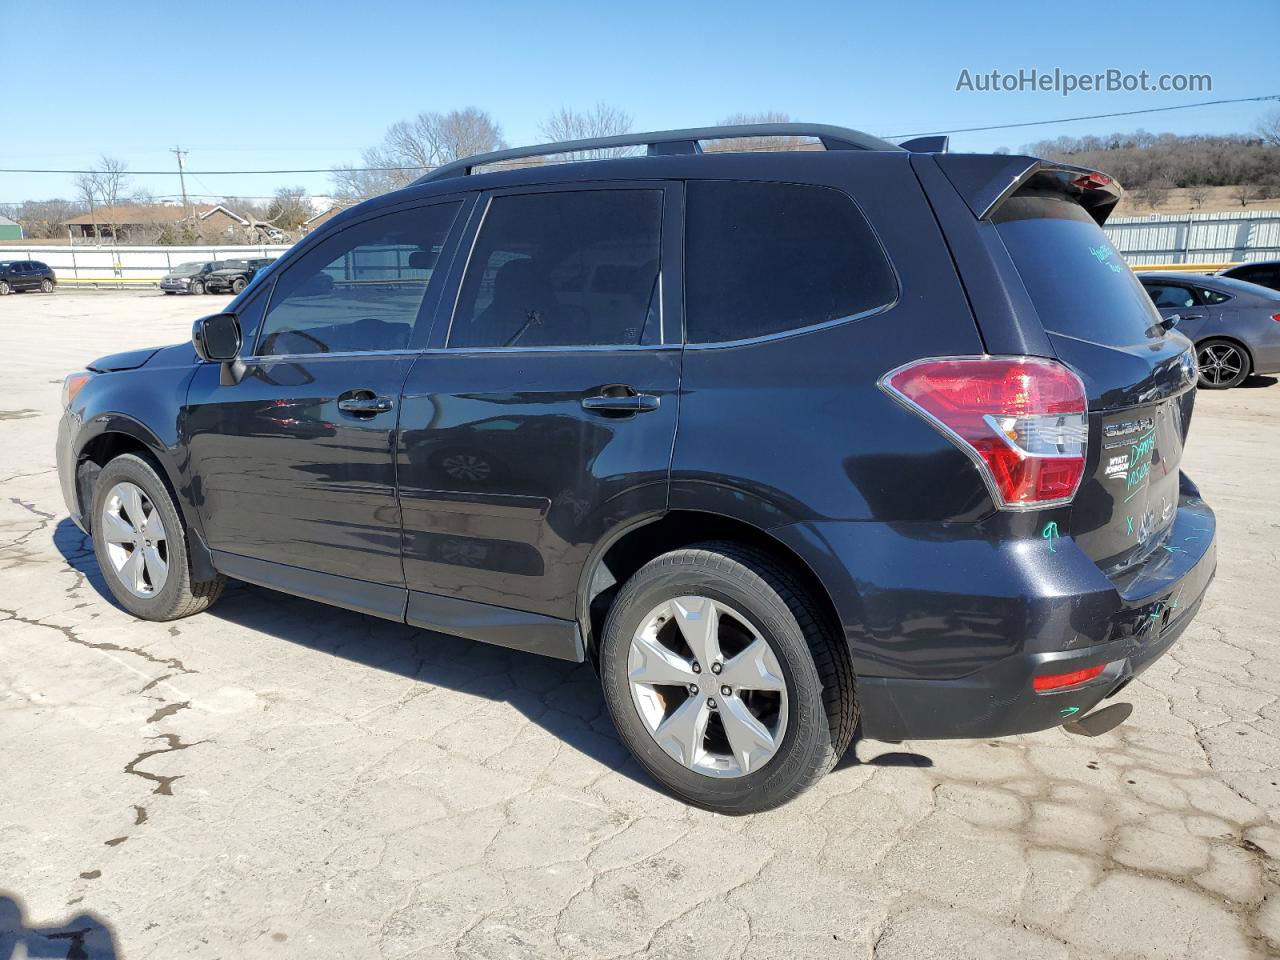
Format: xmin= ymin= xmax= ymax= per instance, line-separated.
xmin=56 ymin=124 xmax=1217 ymax=812
xmin=159 ymin=261 xmax=220 ymax=295
xmin=204 ymin=258 xmax=276 ymax=295
xmin=1140 ymin=272 xmax=1280 ymax=388
xmin=0 ymin=260 xmax=56 ymax=295
xmin=1218 ymin=259 xmax=1280 ymax=293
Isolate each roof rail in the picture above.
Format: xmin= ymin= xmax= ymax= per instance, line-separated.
xmin=414 ymin=123 xmax=902 ymax=184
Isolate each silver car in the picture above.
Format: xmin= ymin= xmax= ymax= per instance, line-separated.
xmin=1140 ymin=272 xmax=1280 ymax=389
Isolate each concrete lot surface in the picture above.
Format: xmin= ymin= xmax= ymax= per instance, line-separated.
xmin=2 ymin=291 xmax=1278 ymax=959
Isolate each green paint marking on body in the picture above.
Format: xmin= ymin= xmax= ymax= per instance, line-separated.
xmin=1060 ymin=706 xmax=1081 ymax=718
xmin=1126 ymin=515 xmax=1135 ymax=537
xmin=1042 ymin=521 xmax=1060 ymax=553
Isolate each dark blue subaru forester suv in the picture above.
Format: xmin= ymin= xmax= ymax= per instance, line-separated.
xmin=56 ymin=124 xmax=1216 ymax=812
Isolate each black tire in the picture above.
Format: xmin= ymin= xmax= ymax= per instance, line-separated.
xmin=91 ymin=453 xmax=225 ymax=620
xmin=600 ymin=541 xmax=857 ymax=814
xmin=189 ymin=280 xmax=205 ymax=295
xmin=40 ymin=278 xmax=55 ymax=293
xmin=1196 ymin=339 xmax=1251 ymax=389
xmin=231 ymin=277 xmax=247 ymax=294
xmin=0 ymin=280 xmax=10 ymax=296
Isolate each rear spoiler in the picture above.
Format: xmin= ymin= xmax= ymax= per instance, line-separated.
xmin=934 ymin=154 xmax=1123 ymax=225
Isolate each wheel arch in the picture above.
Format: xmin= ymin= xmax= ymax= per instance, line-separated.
xmin=74 ymin=419 xmax=217 ymax=581
xmin=577 ymin=509 xmax=845 ymax=666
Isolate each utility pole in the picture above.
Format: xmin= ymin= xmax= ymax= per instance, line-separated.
xmin=171 ymin=146 xmax=191 ymax=225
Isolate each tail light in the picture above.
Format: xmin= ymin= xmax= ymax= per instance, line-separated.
xmin=1272 ymin=314 xmax=1280 ymax=324
xmin=880 ymin=357 xmax=1088 ymax=510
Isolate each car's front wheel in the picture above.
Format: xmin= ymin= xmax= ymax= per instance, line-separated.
xmin=1197 ymin=339 xmax=1251 ymax=389
xmin=189 ymin=280 xmax=205 ymax=295
xmin=600 ymin=541 xmax=857 ymax=813
xmin=91 ymin=453 xmax=225 ymax=620
xmin=40 ymin=278 xmax=55 ymax=293
xmin=231 ymin=277 xmax=247 ymax=294
xmin=0 ymin=280 xmax=10 ymax=296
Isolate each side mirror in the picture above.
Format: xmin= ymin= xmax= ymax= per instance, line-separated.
xmin=193 ymin=312 xmax=242 ymax=362
xmin=192 ymin=313 xmax=246 ymax=385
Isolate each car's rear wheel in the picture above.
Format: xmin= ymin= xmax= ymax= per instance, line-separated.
xmin=599 ymin=541 xmax=857 ymax=813
xmin=1197 ymin=339 xmax=1250 ymax=389
xmin=91 ymin=453 xmax=225 ymax=620
xmin=231 ymin=277 xmax=247 ymax=294
xmin=40 ymin=278 xmax=55 ymax=293
xmin=189 ymin=280 xmax=205 ymax=295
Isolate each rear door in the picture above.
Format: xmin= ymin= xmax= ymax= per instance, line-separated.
xmin=990 ymin=197 xmax=1197 ymax=570
xmin=396 ymin=182 xmax=681 ymax=636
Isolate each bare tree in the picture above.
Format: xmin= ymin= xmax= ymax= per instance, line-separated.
xmin=332 ymin=107 xmax=506 ymax=199
xmin=267 ymin=187 xmax=311 ymax=231
xmin=6 ymin=198 xmax=86 ymax=239
xmin=1186 ymin=184 xmax=1210 ymax=210
xmin=1231 ymin=181 xmax=1258 ymax=207
xmin=1258 ymin=108 xmax=1280 ymax=148
xmin=91 ymin=156 xmax=131 ymax=241
xmin=705 ymin=111 xmax=805 ymax=153
xmin=73 ymin=173 xmax=99 ymax=240
xmin=537 ymin=104 xmax=635 ymax=160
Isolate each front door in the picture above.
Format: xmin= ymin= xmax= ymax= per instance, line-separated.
xmin=183 ymin=199 xmax=466 ymax=610
xmin=396 ymin=184 xmax=682 ymax=640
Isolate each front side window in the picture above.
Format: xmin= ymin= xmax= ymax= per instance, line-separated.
xmin=1145 ymin=283 xmax=1196 ymax=309
xmin=684 ymin=180 xmax=896 ymax=343
xmin=449 ymin=189 xmax=664 ymax=349
xmin=256 ymin=201 xmax=461 ymax=356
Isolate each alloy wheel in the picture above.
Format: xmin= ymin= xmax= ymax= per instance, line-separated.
xmin=100 ymin=481 xmax=169 ymax=597
xmin=628 ymin=595 xmax=788 ymax=778
xmin=1197 ymin=343 xmax=1243 ymax=386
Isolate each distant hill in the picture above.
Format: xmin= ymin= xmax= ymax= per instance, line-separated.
xmin=1022 ymin=131 xmax=1280 ymax=215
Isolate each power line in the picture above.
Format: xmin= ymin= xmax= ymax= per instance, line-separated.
xmin=886 ymin=94 xmax=1280 ymax=139
xmin=1 ymin=94 xmax=1276 ymax=178
xmin=0 ymin=164 xmax=418 ymax=175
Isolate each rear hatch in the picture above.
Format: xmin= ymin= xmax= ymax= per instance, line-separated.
xmin=989 ymin=184 xmax=1198 ymax=572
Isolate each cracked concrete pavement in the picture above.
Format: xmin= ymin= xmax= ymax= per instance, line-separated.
xmin=1 ymin=291 xmax=1278 ymax=959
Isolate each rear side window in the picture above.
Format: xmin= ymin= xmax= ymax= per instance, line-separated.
xmin=684 ymin=181 xmax=895 ymax=343
xmin=995 ymin=196 xmax=1161 ymax=347
xmin=1198 ymin=287 xmax=1230 ymax=305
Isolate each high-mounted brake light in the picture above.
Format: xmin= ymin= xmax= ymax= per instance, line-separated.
xmin=880 ymin=357 xmax=1089 ymax=510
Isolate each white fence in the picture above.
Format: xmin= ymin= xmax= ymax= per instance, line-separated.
xmin=1104 ymin=210 xmax=1280 ymax=266
xmin=5 ymin=243 xmax=294 ymax=285
xmin=9 ymin=212 xmax=1280 ymax=286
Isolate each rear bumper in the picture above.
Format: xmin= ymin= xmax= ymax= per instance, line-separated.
xmin=772 ymin=475 xmax=1216 ymax=740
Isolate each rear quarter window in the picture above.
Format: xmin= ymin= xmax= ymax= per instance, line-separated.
xmin=994 ymin=196 xmax=1161 ymax=348
xmin=684 ymin=180 xmax=896 ymax=343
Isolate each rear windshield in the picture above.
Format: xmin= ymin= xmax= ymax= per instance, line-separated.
xmin=995 ymin=195 xmax=1162 ymax=347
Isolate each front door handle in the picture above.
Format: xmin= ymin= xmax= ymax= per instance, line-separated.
xmin=337 ymin=390 xmax=394 ymax=415
xmin=581 ymin=386 xmax=660 ymax=414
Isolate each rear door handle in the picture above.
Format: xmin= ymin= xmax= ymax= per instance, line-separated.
xmin=337 ymin=390 xmax=394 ymax=415
xmin=581 ymin=387 xmax=660 ymax=414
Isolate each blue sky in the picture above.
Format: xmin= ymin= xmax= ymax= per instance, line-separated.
xmin=3 ymin=0 xmax=1277 ymax=203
